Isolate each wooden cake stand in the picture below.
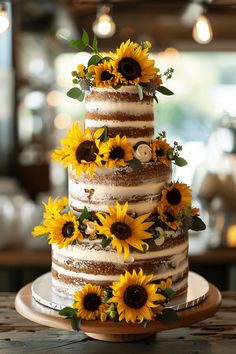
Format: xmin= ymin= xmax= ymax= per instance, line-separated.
xmin=15 ymin=272 xmax=221 ymax=342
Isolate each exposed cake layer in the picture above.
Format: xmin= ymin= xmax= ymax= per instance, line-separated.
xmin=85 ymin=87 xmax=154 ymax=145
xmin=69 ymin=162 xmax=171 ymax=215
xmin=51 ymin=232 xmax=188 ymax=299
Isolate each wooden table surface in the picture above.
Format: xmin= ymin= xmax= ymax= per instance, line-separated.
xmin=0 ymin=292 xmax=235 ymax=354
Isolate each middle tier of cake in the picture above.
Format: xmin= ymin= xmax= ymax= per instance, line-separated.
xmin=69 ymin=162 xmax=172 ymax=215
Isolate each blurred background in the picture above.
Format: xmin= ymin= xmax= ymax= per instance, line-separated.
xmin=0 ymin=0 xmax=236 ymax=293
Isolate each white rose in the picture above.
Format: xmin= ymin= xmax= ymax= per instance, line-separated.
xmin=85 ymin=221 xmax=97 ymax=236
xmin=134 ymin=144 xmax=152 ymax=163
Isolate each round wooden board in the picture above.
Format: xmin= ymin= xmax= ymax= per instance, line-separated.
xmin=15 ymin=282 xmax=221 ymax=342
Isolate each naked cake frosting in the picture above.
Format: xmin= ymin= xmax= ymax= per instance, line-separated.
xmin=33 ymin=36 xmax=205 ymax=325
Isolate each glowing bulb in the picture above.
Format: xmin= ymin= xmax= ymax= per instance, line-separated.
xmin=93 ymin=3 xmax=116 ymax=38
xmin=193 ymin=15 xmax=213 ymax=44
xmin=0 ymin=10 xmax=9 ymax=34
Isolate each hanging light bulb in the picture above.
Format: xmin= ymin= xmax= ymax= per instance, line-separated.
xmin=93 ymin=3 xmax=116 ymax=38
xmin=193 ymin=15 xmax=213 ymax=44
xmin=0 ymin=3 xmax=10 ymax=34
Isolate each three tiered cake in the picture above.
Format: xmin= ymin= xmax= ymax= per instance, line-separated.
xmin=33 ymin=37 xmax=205 ymax=325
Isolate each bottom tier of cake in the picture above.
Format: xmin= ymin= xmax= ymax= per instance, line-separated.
xmin=51 ymin=232 xmax=188 ymax=299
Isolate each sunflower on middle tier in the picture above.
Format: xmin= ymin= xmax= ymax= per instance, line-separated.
xmin=52 ymin=122 xmax=104 ymax=177
xmin=99 ymin=135 xmax=133 ymax=168
xmin=96 ymin=201 xmax=154 ymax=259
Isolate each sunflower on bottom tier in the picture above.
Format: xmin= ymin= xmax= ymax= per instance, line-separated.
xmin=96 ymin=201 xmax=154 ymax=259
xmin=72 ymin=284 xmax=107 ymax=321
xmin=109 ymin=269 xmax=166 ymax=323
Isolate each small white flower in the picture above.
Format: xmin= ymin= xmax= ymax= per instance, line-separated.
xmin=134 ymin=143 xmax=152 ymax=163
xmin=154 ymin=234 xmax=165 ymax=246
xmin=85 ymin=221 xmax=97 ymax=236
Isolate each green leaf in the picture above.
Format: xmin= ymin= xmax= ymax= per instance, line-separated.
xmin=163 ymin=287 xmax=175 ymax=301
xmin=129 ymin=158 xmax=142 ymax=171
xmin=79 ymin=207 xmax=92 ymax=223
xmin=153 ymin=94 xmax=159 ymax=103
xmin=112 ymin=83 xmax=122 ymax=90
xmin=59 ymin=307 xmax=77 ymax=317
xmin=191 ymin=216 xmax=206 ymax=231
xmin=71 ymin=314 xmax=80 ymax=331
xmin=77 ymin=90 xmax=85 ymax=102
xmin=174 ymin=156 xmax=188 ymax=167
xmin=100 ymin=126 xmax=108 ymax=142
xmin=145 ymin=238 xmax=159 ymax=251
xmin=157 ymin=308 xmax=179 ymax=324
xmin=82 ymin=29 xmax=89 ymax=46
xmin=156 ymin=86 xmax=174 ymax=96
xmin=137 ymin=84 xmax=143 ymax=100
xmin=88 ymin=54 xmax=101 ymax=67
xmin=101 ymin=235 xmax=111 ymax=248
xmin=67 ymin=87 xmax=82 ymax=99
xmin=69 ymin=39 xmax=86 ymax=51
xmin=101 ymin=56 xmax=112 ymax=62
xmin=92 ymin=34 xmax=98 ymax=53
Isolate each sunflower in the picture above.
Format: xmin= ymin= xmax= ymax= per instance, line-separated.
xmin=159 ymin=182 xmax=192 ymax=214
xmin=72 ymin=284 xmax=107 ymax=321
xmin=77 ymin=64 xmax=86 ymax=78
xmin=151 ymin=139 xmax=172 ymax=166
xmin=96 ymin=202 xmax=154 ymax=259
xmin=158 ymin=277 xmax=172 ymax=291
xmin=93 ymin=61 xmax=116 ymax=88
xmin=111 ymin=39 xmax=157 ymax=85
xmin=52 ymin=122 xmax=104 ymax=177
xmin=43 ymin=196 xmax=68 ymax=220
xmin=99 ymin=135 xmax=133 ymax=168
xmin=109 ymin=269 xmax=166 ymax=323
xmin=47 ymin=211 xmax=83 ymax=248
xmin=157 ymin=207 xmax=182 ymax=231
xmin=32 ymin=196 xmax=68 ymax=237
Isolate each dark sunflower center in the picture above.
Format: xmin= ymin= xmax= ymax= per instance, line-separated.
xmin=155 ymin=148 xmax=164 ymax=157
xmin=111 ymin=222 xmax=132 ymax=240
xmin=166 ymin=188 xmax=181 ymax=205
xmin=76 ymin=140 xmax=98 ymax=163
xmin=83 ymin=293 xmax=101 ymax=312
xmin=164 ymin=212 xmax=175 ymax=223
xmin=118 ymin=57 xmax=141 ymax=80
xmin=62 ymin=222 xmax=75 ymax=238
xmin=101 ymin=70 xmax=115 ymax=81
xmin=124 ymin=285 xmax=148 ymax=309
xmin=109 ymin=146 xmax=125 ymax=160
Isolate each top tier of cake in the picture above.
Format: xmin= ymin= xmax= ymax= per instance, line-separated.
xmin=84 ymin=86 xmax=154 ymax=145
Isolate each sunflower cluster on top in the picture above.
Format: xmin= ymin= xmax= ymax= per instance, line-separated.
xmin=52 ymin=123 xmax=187 ymax=177
xmin=59 ymin=269 xmax=177 ymax=328
xmin=67 ymin=31 xmax=173 ymax=102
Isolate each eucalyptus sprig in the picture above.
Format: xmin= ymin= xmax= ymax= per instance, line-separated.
xmin=69 ymin=29 xmax=99 ymax=54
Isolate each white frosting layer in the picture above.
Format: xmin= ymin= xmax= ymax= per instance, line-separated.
xmin=85 ymin=101 xmax=153 ymax=116
xmin=52 ymin=241 xmax=188 ymax=264
xmin=85 ymin=119 xmax=154 ymax=129
xmin=70 ymin=197 xmax=157 ymax=214
xmin=69 ymin=179 xmax=165 ymax=203
xmin=89 ymin=86 xmax=152 ymax=95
